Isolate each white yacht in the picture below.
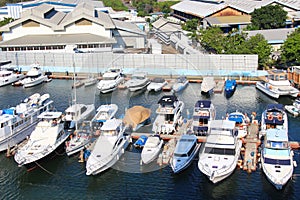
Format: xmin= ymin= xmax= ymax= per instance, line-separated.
xmin=256 ymin=69 xmax=299 ymax=99
xmin=86 ymin=118 xmax=130 ymax=175
xmin=147 ymin=77 xmax=167 ymax=92
xmin=261 ymin=128 xmax=295 ymax=190
xmin=152 ymin=95 xmax=184 ymax=134
xmin=141 ymin=135 xmax=164 ymax=164
xmin=227 ymin=111 xmax=250 ymax=138
xmin=170 ymin=134 xmax=201 ymax=173
xmin=14 ymin=111 xmax=69 ymax=169
xmin=20 ymin=64 xmax=48 ymax=88
xmin=0 ymin=61 xmax=24 ymax=87
xmin=124 ymin=72 xmax=151 ymax=92
xmin=192 ymin=100 xmax=216 ymax=136
xmin=91 ymin=104 xmax=118 ymax=124
xmin=198 ymin=120 xmax=242 ymax=184
xmin=172 ymin=76 xmax=189 ymax=93
xmin=97 ymin=68 xmax=124 ymax=93
xmin=260 ymin=104 xmax=288 ymax=138
xmin=285 ymin=98 xmax=300 ymax=117
xmin=0 ymin=93 xmax=53 ymax=152
xmin=63 ymin=103 xmax=95 ymax=130
xmin=201 ymin=76 xmax=216 ymax=95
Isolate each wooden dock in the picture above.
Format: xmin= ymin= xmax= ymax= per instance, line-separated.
xmin=214 ymin=81 xmax=224 ymax=93
xmin=241 ymin=123 xmax=260 ymax=173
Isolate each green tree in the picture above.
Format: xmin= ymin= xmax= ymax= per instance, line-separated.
xmin=280 ymin=28 xmax=300 ymax=65
xmin=198 ymin=27 xmax=225 ymax=54
xmin=251 ymin=5 xmax=287 ymax=30
xmin=182 ymin=19 xmax=198 ymax=32
xmin=0 ymin=17 xmax=13 ymax=27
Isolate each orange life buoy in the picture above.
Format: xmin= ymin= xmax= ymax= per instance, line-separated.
xmin=278 ymin=114 xmax=283 ymax=121
xmin=268 ymin=114 xmax=273 ymax=120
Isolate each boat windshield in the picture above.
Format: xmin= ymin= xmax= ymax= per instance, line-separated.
xmin=264 ymin=157 xmax=291 ymax=165
xmin=103 ymin=76 xmax=116 ymax=80
xmin=266 ymin=141 xmax=288 ymax=149
xmin=204 ymin=147 xmax=235 ymax=155
xmin=174 ymin=153 xmax=188 ymax=157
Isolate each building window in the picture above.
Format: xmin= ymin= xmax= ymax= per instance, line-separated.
xmin=21 ymin=47 xmax=26 ymax=51
xmin=100 ymin=44 xmax=105 ymax=48
xmin=40 ymin=46 xmax=45 ymax=50
xmin=106 ymin=44 xmax=112 ymax=47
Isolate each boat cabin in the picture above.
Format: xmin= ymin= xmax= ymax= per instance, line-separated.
xmin=193 ymin=100 xmax=213 ymax=135
xmin=100 ymin=119 xmax=123 ymax=136
xmin=264 ymin=104 xmax=285 ymax=129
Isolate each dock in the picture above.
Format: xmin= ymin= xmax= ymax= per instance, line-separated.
xmin=241 ymin=123 xmax=260 ymax=173
xmin=214 ymin=81 xmax=224 ymax=93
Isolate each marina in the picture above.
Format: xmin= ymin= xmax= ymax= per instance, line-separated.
xmin=0 ymin=78 xmax=300 ymax=199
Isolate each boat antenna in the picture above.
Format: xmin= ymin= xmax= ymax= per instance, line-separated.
xmin=73 ymin=61 xmax=78 ymax=130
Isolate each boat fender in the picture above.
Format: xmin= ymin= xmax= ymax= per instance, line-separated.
xmin=267 ymin=114 xmax=273 ymax=120
xmin=277 ymin=114 xmax=283 ymax=121
xmin=293 ymin=161 xmax=297 ymax=167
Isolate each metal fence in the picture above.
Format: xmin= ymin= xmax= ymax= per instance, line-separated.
xmin=0 ymin=52 xmax=258 ymax=76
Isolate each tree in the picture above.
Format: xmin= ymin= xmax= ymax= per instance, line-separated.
xmin=251 ymin=5 xmax=287 ymax=30
xmin=198 ymin=27 xmax=225 ymax=54
xmin=280 ymin=28 xmax=300 ymax=65
xmin=182 ymin=19 xmax=198 ymax=32
xmin=0 ymin=17 xmax=13 ymax=27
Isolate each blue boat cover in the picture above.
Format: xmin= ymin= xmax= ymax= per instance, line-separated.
xmin=193 ymin=126 xmax=208 ymax=132
xmin=158 ymin=95 xmax=178 ymax=106
xmin=228 ymin=113 xmax=244 ymax=123
xmin=266 ymin=104 xmax=284 ymax=111
xmin=2 ymin=108 xmax=15 ymax=115
xmin=134 ymin=135 xmax=148 ymax=147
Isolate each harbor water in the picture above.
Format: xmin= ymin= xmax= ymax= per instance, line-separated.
xmin=0 ymin=79 xmax=300 ymax=199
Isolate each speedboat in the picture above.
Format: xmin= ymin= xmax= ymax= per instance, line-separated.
xmin=91 ymin=104 xmax=118 ymax=125
xmin=192 ymin=100 xmax=216 ymax=136
xmin=141 ymin=135 xmax=163 ymax=164
xmin=63 ymin=103 xmax=95 ymax=130
xmin=86 ymin=118 xmax=130 ymax=175
xmin=84 ymin=76 xmax=98 ymax=87
xmin=170 ymin=134 xmax=201 ymax=173
xmin=198 ymin=120 xmax=242 ymax=183
xmin=97 ymin=68 xmax=124 ymax=93
xmin=260 ymin=104 xmax=288 ymax=138
xmin=224 ymin=79 xmax=237 ymax=97
xmin=227 ymin=111 xmax=250 ymax=138
xmin=0 ymin=62 xmax=24 ymax=87
xmin=134 ymin=135 xmax=148 ymax=148
xmin=0 ymin=93 xmax=54 ymax=152
xmin=20 ymin=64 xmax=48 ymax=88
xmin=147 ymin=77 xmax=167 ymax=92
xmin=261 ymin=128 xmax=295 ymax=190
xmin=152 ymin=95 xmax=184 ymax=134
xmin=123 ymin=106 xmax=151 ymax=131
xmin=285 ymin=98 xmax=300 ymax=117
xmin=172 ymin=76 xmax=189 ymax=93
xmin=124 ymin=72 xmax=150 ymax=92
xmin=201 ymin=76 xmax=216 ymax=95
xmin=256 ymin=69 xmax=299 ymax=99
xmin=14 ymin=111 xmax=70 ymax=169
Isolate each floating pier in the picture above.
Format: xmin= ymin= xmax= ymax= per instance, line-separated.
xmin=213 ymin=81 xmax=224 ymax=93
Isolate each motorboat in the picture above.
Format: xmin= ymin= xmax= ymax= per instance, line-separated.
xmin=63 ymin=103 xmax=95 ymax=130
xmin=224 ymin=79 xmax=237 ymax=97
xmin=124 ymin=72 xmax=150 ymax=92
xmin=123 ymin=106 xmax=151 ymax=131
xmin=192 ymin=100 xmax=216 ymax=136
xmin=86 ymin=118 xmax=130 ymax=175
xmin=260 ymin=104 xmax=288 ymax=138
xmin=198 ymin=120 xmax=242 ymax=183
xmin=0 ymin=93 xmax=54 ymax=152
xmin=170 ymin=134 xmax=201 ymax=173
xmin=14 ymin=111 xmax=70 ymax=169
xmin=97 ymin=68 xmax=124 ymax=93
xmin=134 ymin=135 xmax=148 ymax=148
xmin=65 ymin=121 xmax=93 ymax=156
xmin=226 ymin=111 xmax=250 ymax=138
xmin=147 ymin=77 xmax=167 ymax=92
xmin=20 ymin=64 xmax=48 ymax=88
xmin=261 ymin=128 xmax=295 ymax=190
xmin=172 ymin=76 xmax=189 ymax=93
xmin=152 ymin=95 xmax=184 ymax=134
xmin=84 ymin=76 xmax=98 ymax=87
xmin=285 ymin=98 xmax=300 ymax=117
xmin=141 ymin=135 xmax=163 ymax=164
xmin=72 ymin=80 xmax=84 ymax=89
xmin=91 ymin=104 xmax=118 ymax=125
xmin=201 ymin=76 xmax=216 ymax=95
xmin=256 ymin=69 xmax=299 ymax=99
xmin=0 ymin=62 xmax=24 ymax=87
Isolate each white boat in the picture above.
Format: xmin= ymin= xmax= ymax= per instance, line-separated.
xmin=123 ymin=106 xmax=151 ymax=131
xmin=201 ymin=76 xmax=216 ymax=95
xmin=0 ymin=61 xmax=24 ymax=87
xmin=97 ymin=68 xmax=124 ymax=93
xmin=226 ymin=111 xmax=250 ymax=138
xmin=170 ymin=134 xmax=201 ymax=173
xmin=65 ymin=121 xmax=93 ymax=156
xmin=198 ymin=120 xmax=242 ymax=183
xmin=192 ymin=100 xmax=216 ymax=136
xmin=256 ymin=69 xmax=299 ymax=99
xmin=261 ymin=128 xmax=295 ymax=190
xmin=141 ymin=135 xmax=163 ymax=164
xmin=124 ymin=72 xmax=151 ymax=92
xmin=91 ymin=104 xmax=118 ymax=124
xmin=63 ymin=103 xmax=95 ymax=130
xmin=84 ymin=76 xmax=98 ymax=87
xmin=147 ymin=77 xmax=167 ymax=92
xmin=260 ymin=104 xmax=288 ymax=138
xmin=152 ymin=95 xmax=184 ymax=134
xmin=86 ymin=118 xmax=130 ymax=175
xmin=14 ymin=111 xmax=70 ymax=169
xmin=0 ymin=93 xmax=53 ymax=152
xmin=172 ymin=76 xmax=189 ymax=93
xmin=285 ymin=99 xmax=300 ymax=117
xmin=20 ymin=64 xmax=48 ymax=88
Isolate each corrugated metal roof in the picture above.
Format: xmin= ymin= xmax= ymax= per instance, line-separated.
xmin=152 ymin=17 xmax=169 ymax=29
xmin=245 ymin=28 xmax=295 ymax=42
xmin=113 ymin=19 xmax=146 ymax=35
xmin=0 ymin=33 xmax=116 ymax=46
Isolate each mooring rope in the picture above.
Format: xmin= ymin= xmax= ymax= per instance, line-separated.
xmin=35 ymin=161 xmax=56 ymax=176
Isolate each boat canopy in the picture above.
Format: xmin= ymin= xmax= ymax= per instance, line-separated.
xmin=195 ymin=100 xmax=211 ymax=109
xmin=228 ymin=113 xmax=244 ymax=123
xmin=123 ymin=106 xmax=151 ymax=129
xmin=266 ymin=104 xmax=284 ymax=111
xmin=158 ymin=95 xmax=178 ymax=106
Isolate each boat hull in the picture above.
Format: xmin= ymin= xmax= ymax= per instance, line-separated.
xmin=22 ymin=76 xmax=47 ymax=88
xmin=256 ymin=81 xmax=299 ymax=99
